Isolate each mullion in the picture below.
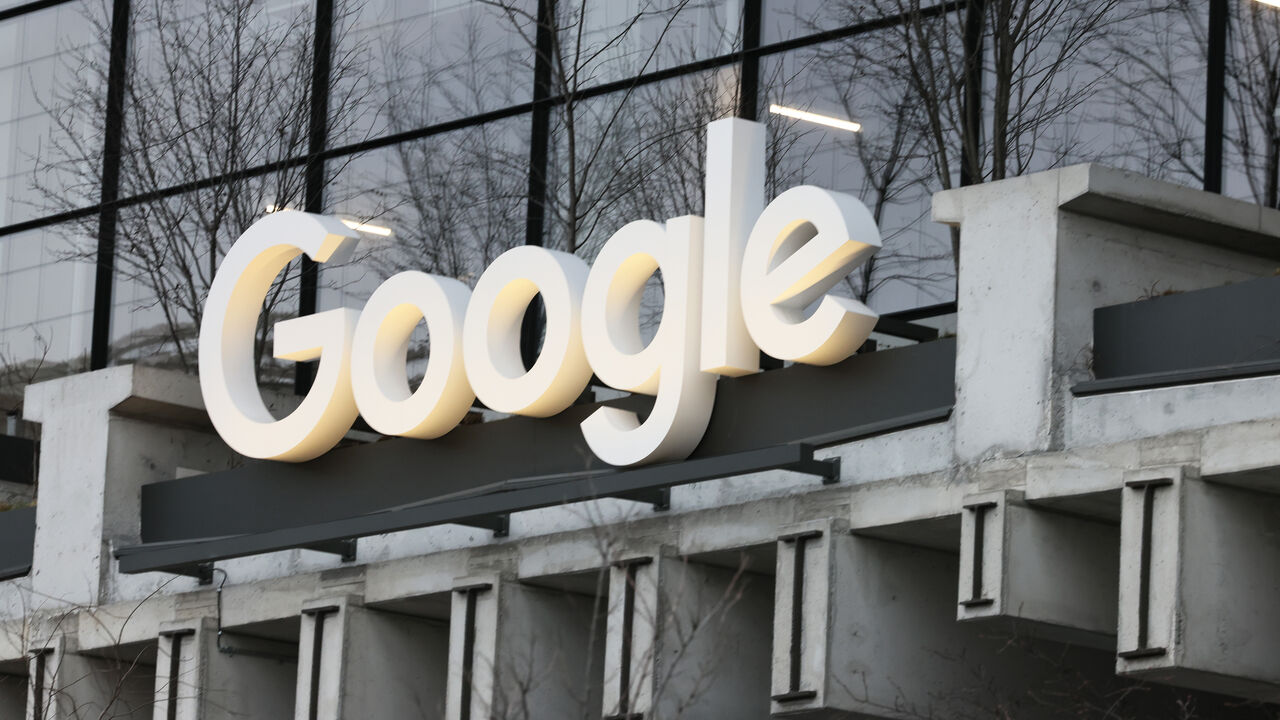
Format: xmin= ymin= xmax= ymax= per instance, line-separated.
xmin=0 ymin=2 xmax=965 ymax=242
xmin=295 ymin=0 xmax=336 ymax=395
xmin=737 ymin=0 xmax=762 ymax=121
xmin=0 ymin=0 xmax=78 ymax=23
xmin=87 ymin=0 xmax=132 ymax=370
xmin=519 ymin=0 xmax=557 ymax=369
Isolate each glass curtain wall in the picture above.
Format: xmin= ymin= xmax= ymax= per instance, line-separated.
xmin=0 ymin=0 xmax=1274 ymax=398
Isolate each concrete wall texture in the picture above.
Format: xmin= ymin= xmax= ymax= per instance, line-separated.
xmin=3 ymin=165 xmax=1280 ymax=718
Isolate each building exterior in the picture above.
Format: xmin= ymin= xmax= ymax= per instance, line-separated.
xmin=0 ymin=1 xmax=1279 ymax=719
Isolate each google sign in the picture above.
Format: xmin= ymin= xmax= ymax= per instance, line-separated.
xmin=198 ymin=118 xmax=882 ymax=467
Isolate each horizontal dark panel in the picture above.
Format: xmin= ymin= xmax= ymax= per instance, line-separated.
xmin=117 ymin=443 xmax=840 ymax=575
xmin=1090 ymin=276 xmax=1280 ymax=384
xmin=0 ymin=435 xmax=36 ymax=486
xmin=1073 ymin=358 xmax=1280 ymax=397
xmin=138 ymin=338 xmax=955 ymax=545
xmin=0 ymin=507 xmax=36 ymax=581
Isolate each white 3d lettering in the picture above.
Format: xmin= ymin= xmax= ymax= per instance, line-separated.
xmin=199 ymin=118 xmax=882 ymax=466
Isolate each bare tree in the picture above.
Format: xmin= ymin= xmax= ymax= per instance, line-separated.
xmin=35 ymin=0 xmax=373 ymax=384
xmin=773 ymin=0 xmax=1131 ymax=277
xmin=1109 ymin=1 xmax=1280 ymax=208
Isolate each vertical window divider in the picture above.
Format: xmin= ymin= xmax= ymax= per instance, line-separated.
xmin=737 ymin=0 xmax=762 ymax=121
xmin=520 ymin=0 xmax=558 ymax=370
xmin=297 ymin=0 xmax=336 ymax=395
xmin=89 ymin=0 xmax=132 ymax=370
xmin=1204 ymin=0 xmax=1228 ymax=194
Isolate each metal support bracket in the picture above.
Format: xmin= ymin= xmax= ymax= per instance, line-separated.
xmin=302 ymin=538 xmax=357 ymax=562
xmin=454 ymin=514 xmax=510 ymax=537
xmin=170 ymin=562 xmax=214 ymax=586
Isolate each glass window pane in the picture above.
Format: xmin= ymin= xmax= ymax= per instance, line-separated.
xmin=332 ymin=0 xmax=536 ymax=145
xmin=546 ymin=67 xmax=740 ymax=262
xmin=321 ymin=117 xmax=531 ymax=384
xmin=763 ymin=1 xmax=954 ymax=44
xmin=111 ymin=172 xmax=304 ymax=390
xmin=120 ymin=0 xmax=315 ymax=194
xmin=559 ymin=0 xmax=741 ymax=90
xmin=0 ymin=223 xmax=94 ymax=391
xmin=761 ymin=37 xmax=956 ymax=311
xmin=763 ymin=0 xmax=853 ymax=43
xmin=0 ymin=2 xmax=104 ymax=226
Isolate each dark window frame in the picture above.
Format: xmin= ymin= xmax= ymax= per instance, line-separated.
xmin=0 ymin=0 xmax=1228 ymax=385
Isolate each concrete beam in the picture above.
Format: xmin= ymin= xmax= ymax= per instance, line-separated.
xmin=1117 ymin=467 xmax=1280 ymax=701
xmin=603 ymin=554 xmax=773 ymax=719
xmin=957 ymin=490 xmax=1118 ymax=649
xmin=153 ymin=617 xmax=297 ymax=720
xmin=446 ymin=576 xmax=604 ymax=720
xmin=771 ymin=522 xmax=1137 ymax=719
xmin=294 ymin=594 xmax=446 ymax=720
xmin=28 ymin=633 xmax=155 ymax=720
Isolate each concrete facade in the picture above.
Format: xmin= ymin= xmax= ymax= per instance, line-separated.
xmin=3 ymin=165 xmax=1280 ymax=718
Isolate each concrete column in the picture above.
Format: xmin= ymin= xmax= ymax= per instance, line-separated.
xmin=602 ymin=554 xmax=772 ymax=720
xmin=29 ymin=634 xmax=155 ymax=719
xmin=446 ymin=575 xmax=605 ymax=720
xmin=933 ymin=165 xmax=1272 ymax=463
xmin=23 ymin=367 xmax=236 ymax=607
xmin=1117 ymin=466 xmax=1280 ymax=702
xmin=957 ymin=489 xmax=1118 ymax=649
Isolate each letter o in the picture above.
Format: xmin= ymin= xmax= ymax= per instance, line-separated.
xmin=462 ymin=246 xmax=593 ymax=416
xmin=350 ymin=271 xmax=475 ymax=438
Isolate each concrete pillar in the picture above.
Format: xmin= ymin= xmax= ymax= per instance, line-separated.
xmin=1117 ymin=466 xmax=1280 ymax=702
xmin=22 ymin=367 xmax=236 ymax=607
xmin=294 ymin=594 xmax=448 ymax=720
xmin=602 ymin=554 xmax=772 ymax=720
xmin=29 ymin=634 xmax=155 ymax=719
xmin=934 ymin=172 xmax=1065 ymax=462
xmin=933 ymin=165 xmax=1271 ymax=463
xmin=957 ymin=489 xmax=1118 ymax=649
xmin=152 ymin=618 xmax=296 ymax=720
xmin=446 ymin=575 xmax=605 ymax=720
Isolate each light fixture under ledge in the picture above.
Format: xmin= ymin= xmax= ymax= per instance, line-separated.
xmin=340 ymin=219 xmax=394 ymax=237
xmin=265 ymin=205 xmax=393 ymax=237
xmin=769 ymin=104 xmax=862 ymax=133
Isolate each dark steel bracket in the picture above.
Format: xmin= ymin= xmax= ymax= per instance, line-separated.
xmin=611 ymin=487 xmax=670 ymax=511
xmin=960 ymin=500 xmax=999 ymax=608
xmin=168 ymin=562 xmax=214 ymax=586
xmin=454 ymin=514 xmax=510 ymax=537
xmin=774 ymin=530 xmax=823 ymax=704
xmin=302 ymin=538 xmax=357 ymax=562
xmin=1119 ymin=477 xmax=1173 ymax=660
